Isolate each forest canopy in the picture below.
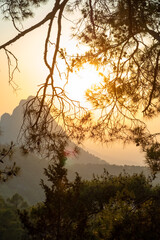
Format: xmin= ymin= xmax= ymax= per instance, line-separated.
xmin=0 ymin=0 xmax=160 ymax=170
xmin=19 ymin=154 xmax=160 ymax=240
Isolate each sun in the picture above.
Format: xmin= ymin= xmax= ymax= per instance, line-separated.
xmin=64 ymin=65 xmax=102 ymax=108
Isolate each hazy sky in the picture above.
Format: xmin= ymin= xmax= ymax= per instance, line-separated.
xmin=0 ymin=4 xmax=95 ymax=115
xmin=0 ymin=2 xmax=159 ymax=166
xmin=0 ymin=12 xmax=45 ymax=116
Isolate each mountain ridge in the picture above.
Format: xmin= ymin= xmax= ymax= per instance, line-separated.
xmin=0 ymin=96 xmax=108 ymax=165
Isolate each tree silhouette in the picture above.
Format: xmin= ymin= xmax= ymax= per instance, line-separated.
xmin=0 ymin=194 xmax=28 ymax=239
xmin=19 ymin=149 xmax=97 ymax=240
xmin=0 ymin=0 xmax=160 ymax=170
xmin=19 ymin=155 xmax=160 ymax=240
xmin=0 ymin=142 xmax=20 ymax=182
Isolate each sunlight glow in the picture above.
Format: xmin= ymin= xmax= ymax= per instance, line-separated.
xmin=50 ymin=63 xmax=104 ymax=110
xmin=64 ymin=65 xmax=102 ymax=108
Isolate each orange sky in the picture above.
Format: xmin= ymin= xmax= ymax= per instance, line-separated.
xmin=0 ymin=6 xmax=90 ymax=116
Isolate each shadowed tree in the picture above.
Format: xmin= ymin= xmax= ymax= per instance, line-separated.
xmin=19 ymin=148 xmax=97 ymax=240
xmin=19 ymin=153 xmax=160 ymax=240
xmin=0 ymin=0 xmax=159 ymax=170
xmin=0 ymin=141 xmax=20 ymax=182
xmin=70 ymin=0 xmax=160 ymax=171
xmin=0 ymin=194 xmax=28 ymax=240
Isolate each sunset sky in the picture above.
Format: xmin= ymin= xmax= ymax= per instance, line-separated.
xmin=0 ymin=5 xmax=101 ymax=115
xmin=0 ymin=3 xmax=159 ymax=167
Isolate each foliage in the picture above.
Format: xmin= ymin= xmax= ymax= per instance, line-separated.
xmin=0 ymin=0 xmax=49 ymax=22
xmin=0 ymin=0 xmax=160 ymax=170
xmin=19 ymin=150 xmax=160 ymax=240
xmin=72 ymin=0 xmax=160 ymax=141
xmin=90 ymin=173 xmax=160 ymax=239
xmin=0 ymin=193 xmax=29 ymax=240
xmin=7 ymin=193 xmax=28 ymax=209
xmin=0 ymin=142 xmax=20 ymax=182
xmin=92 ymin=196 xmax=160 ymax=240
xmin=19 ymin=151 xmax=96 ymax=240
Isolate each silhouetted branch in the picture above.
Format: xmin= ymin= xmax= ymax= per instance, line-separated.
xmin=0 ymin=143 xmax=20 ymax=182
xmin=143 ymin=50 xmax=160 ymax=113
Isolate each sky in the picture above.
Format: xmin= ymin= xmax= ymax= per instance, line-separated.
xmin=0 ymin=1 xmax=158 ymax=166
xmin=0 ymin=2 xmax=96 ymax=115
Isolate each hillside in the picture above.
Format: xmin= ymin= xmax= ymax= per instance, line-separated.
xmin=0 ymin=97 xmax=106 ymax=165
xmin=0 ymin=147 xmax=156 ymax=205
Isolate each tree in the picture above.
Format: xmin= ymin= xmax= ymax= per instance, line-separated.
xmin=73 ymin=0 xmax=160 ymax=171
xmin=0 ymin=0 xmax=159 ymax=169
xmin=7 ymin=193 xmax=28 ymax=209
xmin=0 ymin=142 xmax=20 ymax=182
xmin=91 ymin=178 xmax=160 ymax=240
xmin=0 ymin=194 xmax=28 ymax=240
xmin=19 ymin=150 xmax=97 ymax=240
xmin=19 ymin=152 xmax=160 ymax=240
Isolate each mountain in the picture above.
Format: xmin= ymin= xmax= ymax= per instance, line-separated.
xmin=0 ymin=96 xmax=106 ymax=165
xmin=0 ymin=99 xmax=26 ymax=144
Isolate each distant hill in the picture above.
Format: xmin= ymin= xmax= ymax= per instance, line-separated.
xmin=1 ymin=147 xmax=157 ymax=205
xmin=0 ymin=148 xmax=46 ymax=204
xmin=0 ymin=146 xmax=108 ymax=204
xmin=2 ymin=150 xmax=160 ymax=205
